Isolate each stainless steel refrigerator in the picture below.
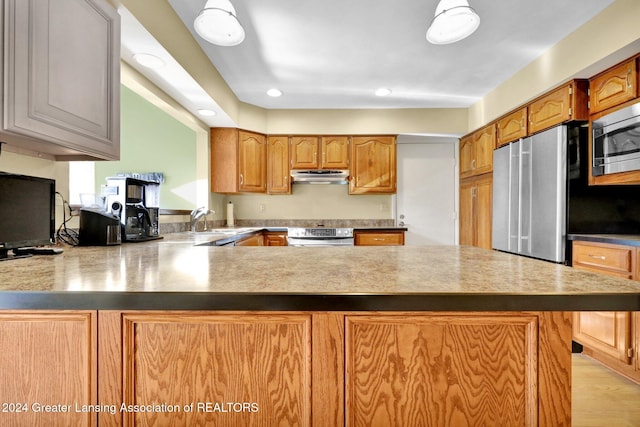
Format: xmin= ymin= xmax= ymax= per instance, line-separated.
xmin=492 ymin=125 xmax=567 ymax=263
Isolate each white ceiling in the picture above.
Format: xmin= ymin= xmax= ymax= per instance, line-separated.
xmin=122 ymin=0 xmax=616 ymax=120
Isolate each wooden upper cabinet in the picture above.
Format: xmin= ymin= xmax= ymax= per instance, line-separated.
xmin=460 ymin=124 xmax=495 ymax=179
xmin=2 ymin=0 xmax=120 ymax=160
xmin=350 ymin=136 xmax=397 ymax=194
xmin=321 ymin=136 xmax=350 ymax=169
xmin=267 ymin=135 xmax=290 ymax=194
xmin=238 ymin=131 xmax=267 ymax=192
xmin=290 ymin=136 xmax=319 ymax=169
xmin=497 ymin=107 xmax=527 ymax=147
xmin=590 ymin=58 xmax=638 ymax=115
xmin=529 ymin=80 xmax=589 ymax=134
xmin=210 ymin=128 xmax=266 ymax=193
xmin=291 ymin=136 xmax=350 ymax=170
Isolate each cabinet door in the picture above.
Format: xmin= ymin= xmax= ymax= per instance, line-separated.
xmin=263 ymin=231 xmax=288 ymax=246
xmin=573 ymin=312 xmax=632 ymax=364
xmin=238 ymin=130 xmax=266 ymax=193
xmin=459 ymin=135 xmax=474 ymax=179
xmin=459 ymin=179 xmax=475 ymax=246
xmin=321 ymin=136 xmax=350 ymax=169
xmin=350 ymin=136 xmax=396 ymax=194
xmin=236 ymin=233 xmax=264 ymax=246
xmin=345 ymin=314 xmax=542 ymax=426
xmin=529 ymin=84 xmax=572 ymax=134
xmin=0 ymin=311 xmax=97 ymax=426
xmin=210 ymin=128 xmax=239 ymax=193
xmin=4 ymin=0 xmax=120 ymax=160
xmin=267 ymin=136 xmax=290 ymax=194
xmin=99 ymin=312 xmax=312 ymax=426
xmin=497 ymin=107 xmax=527 ymax=147
xmin=590 ymin=58 xmax=638 ymax=115
xmin=290 ymin=136 xmax=319 ymax=169
xmin=459 ymin=175 xmax=492 ymax=248
xmin=472 ymin=125 xmax=495 ymax=175
xmin=475 ymin=174 xmax=493 ymax=249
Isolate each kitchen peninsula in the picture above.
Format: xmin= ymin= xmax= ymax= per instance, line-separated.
xmin=2 ymin=234 xmax=640 ymax=427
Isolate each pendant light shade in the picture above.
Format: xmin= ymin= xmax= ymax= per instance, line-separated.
xmin=194 ymin=0 xmax=245 ymax=46
xmin=426 ymin=0 xmax=480 ymax=45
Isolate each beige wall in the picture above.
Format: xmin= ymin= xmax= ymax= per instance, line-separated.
xmin=468 ymin=0 xmax=640 ymax=130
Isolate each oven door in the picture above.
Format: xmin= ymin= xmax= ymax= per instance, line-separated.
xmin=287 ymin=237 xmax=355 ymax=247
xmin=592 ymin=102 xmax=640 ymax=176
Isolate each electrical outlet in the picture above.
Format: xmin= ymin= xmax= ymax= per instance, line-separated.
xmin=259 ymin=204 xmax=266 ymax=213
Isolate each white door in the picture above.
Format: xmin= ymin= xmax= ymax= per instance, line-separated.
xmin=395 ymin=140 xmax=457 ymax=245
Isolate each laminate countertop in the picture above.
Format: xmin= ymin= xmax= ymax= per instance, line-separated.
xmin=1 ymin=232 xmax=640 ymax=311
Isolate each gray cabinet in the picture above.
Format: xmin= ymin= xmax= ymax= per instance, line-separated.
xmin=2 ymin=0 xmax=120 ymax=160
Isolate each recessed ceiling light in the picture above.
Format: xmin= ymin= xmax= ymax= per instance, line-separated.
xmin=133 ymin=53 xmax=165 ymax=69
xmin=267 ymin=88 xmax=283 ymax=97
xmin=375 ymin=88 xmax=392 ymax=97
xmin=197 ymin=109 xmax=216 ymax=117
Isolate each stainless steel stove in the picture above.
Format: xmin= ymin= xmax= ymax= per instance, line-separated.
xmin=287 ymin=227 xmax=354 ymax=246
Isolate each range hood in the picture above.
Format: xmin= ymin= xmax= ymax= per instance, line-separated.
xmin=290 ymin=170 xmax=349 ymax=184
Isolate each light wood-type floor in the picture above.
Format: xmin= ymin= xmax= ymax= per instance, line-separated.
xmin=573 ymin=354 xmax=640 ymax=427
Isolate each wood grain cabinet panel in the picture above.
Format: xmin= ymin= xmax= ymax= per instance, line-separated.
xmin=354 ymin=231 xmax=404 ymax=246
xmin=263 ymin=231 xmax=288 ymax=246
xmin=590 ymin=58 xmax=638 ymax=115
xmin=290 ymin=136 xmax=319 ymax=169
xmin=210 ymin=128 xmax=267 ymax=193
xmin=497 ymin=107 xmax=527 ymax=146
xmin=344 ymin=313 xmax=566 ymax=427
xmin=573 ymin=311 xmax=632 ymax=364
xmin=2 ymin=0 xmax=120 ymax=160
xmin=459 ymin=174 xmax=492 ymax=249
xmin=349 ymin=136 xmax=397 ymax=194
xmin=267 ymin=135 xmax=291 ymax=194
xmin=238 ymin=131 xmax=267 ymax=193
xmin=529 ymin=80 xmax=589 ymax=134
xmin=572 ymin=241 xmax=635 ymax=279
xmin=320 ymin=136 xmax=350 ymax=169
xmin=571 ymin=241 xmax=639 ymax=381
xmin=0 ymin=311 xmax=97 ymax=427
xmin=99 ymin=312 xmax=312 ymax=427
xmin=460 ymin=125 xmax=495 ymax=179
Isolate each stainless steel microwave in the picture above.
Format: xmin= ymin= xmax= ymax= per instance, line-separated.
xmin=592 ymin=101 xmax=640 ymax=176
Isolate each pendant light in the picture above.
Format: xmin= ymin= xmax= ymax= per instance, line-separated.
xmin=194 ymin=0 xmax=245 ymax=47
xmin=426 ymin=0 xmax=480 ymax=45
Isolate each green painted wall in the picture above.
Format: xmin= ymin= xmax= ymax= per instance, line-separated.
xmin=95 ymin=85 xmax=197 ymax=209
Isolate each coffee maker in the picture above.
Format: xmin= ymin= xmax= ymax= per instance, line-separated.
xmin=103 ymin=177 xmax=162 ymax=242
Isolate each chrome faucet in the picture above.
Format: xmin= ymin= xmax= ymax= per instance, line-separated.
xmin=190 ymin=207 xmax=214 ymax=231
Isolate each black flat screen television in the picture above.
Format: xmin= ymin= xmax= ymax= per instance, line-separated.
xmin=0 ymin=172 xmax=56 ymax=259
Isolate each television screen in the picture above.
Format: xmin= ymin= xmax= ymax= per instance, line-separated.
xmin=0 ymin=172 xmax=55 ymax=258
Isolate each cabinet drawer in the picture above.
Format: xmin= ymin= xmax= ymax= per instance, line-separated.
xmin=355 ymin=231 xmax=404 ymax=246
xmin=572 ymin=242 xmax=634 ymax=278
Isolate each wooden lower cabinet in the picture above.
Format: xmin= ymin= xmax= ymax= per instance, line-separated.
xmin=235 ymin=233 xmax=264 ymax=246
xmin=97 ymin=310 xmax=571 ymax=427
xmin=459 ymin=173 xmax=492 ymax=249
xmin=0 ymin=311 xmax=97 ymax=427
xmin=354 ymin=230 xmax=405 ymax=246
xmin=263 ymin=231 xmax=288 ymax=246
xmin=572 ymin=240 xmax=640 ymax=383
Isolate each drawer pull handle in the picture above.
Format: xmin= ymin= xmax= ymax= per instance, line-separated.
xmin=373 ymin=238 xmax=385 ymax=241
xmin=588 ymin=254 xmax=606 ymax=260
